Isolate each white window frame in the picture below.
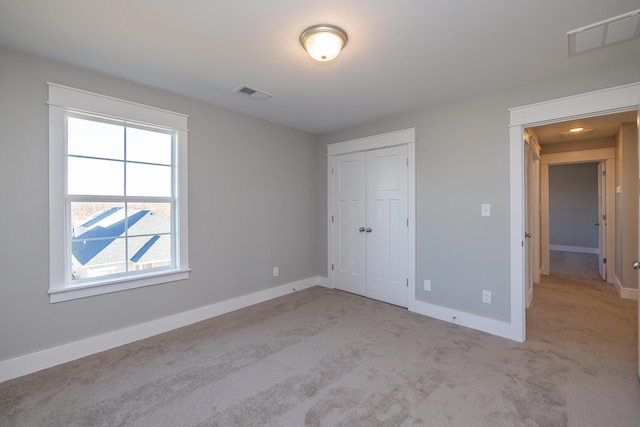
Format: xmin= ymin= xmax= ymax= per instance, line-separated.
xmin=48 ymin=83 xmax=190 ymax=303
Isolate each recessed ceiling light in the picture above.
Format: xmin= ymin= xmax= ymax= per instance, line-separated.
xmin=560 ymin=127 xmax=593 ymax=137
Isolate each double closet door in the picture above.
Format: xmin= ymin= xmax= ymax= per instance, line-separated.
xmin=330 ymin=145 xmax=408 ymax=307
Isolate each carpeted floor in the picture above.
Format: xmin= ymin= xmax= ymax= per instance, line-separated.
xmin=1 ymin=267 xmax=638 ymax=426
xmin=549 ymin=250 xmax=604 ymax=284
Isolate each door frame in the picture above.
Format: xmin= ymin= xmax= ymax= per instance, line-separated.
xmin=327 ymin=128 xmax=416 ymax=309
xmin=539 ymin=149 xmax=615 ymax=282
xmin=524 ymin=131 xmax=541 ymax=308
xmin=509 ymin=82 xmax=640 ymax=342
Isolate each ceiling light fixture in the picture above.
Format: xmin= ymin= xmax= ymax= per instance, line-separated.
xmin=560 ymin=127 xmax=593 ymax=137
xmin=300 ymin=24 xmax=348 ymax=62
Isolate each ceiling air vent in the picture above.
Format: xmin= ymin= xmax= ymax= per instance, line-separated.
xmin=234 ymin=85 xmax=273 ymax=101
xmin=568 ymin=9 xmax=640 ymax=56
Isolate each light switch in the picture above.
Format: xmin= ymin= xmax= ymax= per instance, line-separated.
xmin=481 ymin=204 xmax=491 ymax=217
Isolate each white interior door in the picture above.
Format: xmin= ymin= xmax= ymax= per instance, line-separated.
xmin=524 ymin=138 xmax=533 ymax=307
xmin=330 ymin=145 xmax=409 ymax=307
xmin=597 ymin=162 xmax=607 ymax=280
xmin=366 ymin=145 xmax=408 ymax=307
xmin=636 ymin=109 xmax=640 ymax=380
xmin=331 ymin=152 xmax=367 ymax=296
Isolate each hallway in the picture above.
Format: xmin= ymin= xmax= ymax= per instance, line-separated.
xmin=549 ymin=249 xmax=615 ymax=293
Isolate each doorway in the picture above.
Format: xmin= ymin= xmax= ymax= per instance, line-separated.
xmin=547 ymin=162 xmax=602 ymax=281
xmin=508 ymin=81 xmax=640 ymax=343
xmin=544 ymin=161 xmax=608 ymax=282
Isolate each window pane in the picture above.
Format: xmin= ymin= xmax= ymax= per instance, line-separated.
xmin=128 ymin=235 xmax=172 ymax=271
xmin=71 ymin=202 xmax=125 ymax=240
xmin=127 ymin=127 xmax=172 ymax=165
xmin=126 ymin=163 xmax=172 ymax=197
xmin=68 ymin=116 xmax=124 ymax=160
xmin=72 ymin=237 xmax=126 ymax=280
xmin=126 ymin=203 xmax=172 ymax=236
xmin=68 ymin=157 xmax=124 ymax=196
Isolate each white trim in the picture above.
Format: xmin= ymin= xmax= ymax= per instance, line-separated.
xmin=0 ymin=276 xmax=324 ymax=383
xmin=326 ymin=128 xmax=416 ymax=156
xmin=410 ymin=299 xmax=521 ymax=342
xmin=48 ymin=84 xmax=190 ymax=302
xmin=509 ymin=81 xmax=640 ymax=342
xmin=540 ymin=147 xmax=616 ymax=165
xmin=527 ymin=284 xmax=534 ymax=309
xmin=316 ymin=276 xmax=331 ymax=288
xmin=49 ymin=270 xmax=191 ymax=303
xmin=539 ymin=149 xmax=616 ymax=282
xmin=327 ymin=128 xmax=416 ymax=309
xmin=509 ymin=82 xmax=640 ymax=127
xmin=614 ymin=274 xmax=639 ymax=300
xmin=549 ymin=245 xmax=599 ymax=254
xmin=509 ymin=125 xmax=526 ymax=342
xmin=407 ymin=142 xmax=417 ymax=312
xmin=47 ymin=83 xmax=189 ymax=131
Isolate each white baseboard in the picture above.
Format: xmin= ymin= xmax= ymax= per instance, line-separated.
xmin=316 ymin=276 xmax=331 ymax=288
xmin=0 ymin=276 xmax=324 ymax=383
xmin=549 ymin=245 xmax=599 ymax=254
xmin=409 ymin=299 xmax=522 ymax=342
xmin=613 ymin=274 xmax=638 ymax=300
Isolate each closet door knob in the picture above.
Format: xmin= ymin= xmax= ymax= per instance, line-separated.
xmin=366 ymin=228 xmax=372 ymax=233
xmin=359 ymin=227 xmax=366 ymax=232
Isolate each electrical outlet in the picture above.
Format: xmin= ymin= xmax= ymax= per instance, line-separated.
xmin=273 ymin=266 xmax=279 ymax=277
xmin=482 ymin=290 xmax=492 ymax=304
xmin=423 ymin=279 xmax=431 ymax=291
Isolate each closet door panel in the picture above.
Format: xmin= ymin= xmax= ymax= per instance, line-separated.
xmin=366 ymin=146 xmax=408 ymax=307
xmin=331 ymin=153 xmax=367 ymax=296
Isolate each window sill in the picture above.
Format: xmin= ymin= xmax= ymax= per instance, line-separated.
xmin=49 ymin=269 xmax=191 ymax=303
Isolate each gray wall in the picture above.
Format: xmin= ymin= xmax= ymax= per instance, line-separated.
xmin=548 ymin=163 xmax=599 ymax=249
xmin=615 ymin=122 xmax=639 ymax=289
xmin=318 ymin=57 xmax=640 ymax=323
xmin=0 ymin=46 xmax=320 ymax=361
xmin=2 ymin=45 xmax=640 ymax=364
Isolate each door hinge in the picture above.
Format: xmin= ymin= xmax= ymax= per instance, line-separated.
xmin=406 ymin=218 xmax=409 ymax=227
xmin=602 ymin=214 xmax=606 ymax=220
xmin=406 ymin=278 xmax=409 ymax=287
xmin=406 ymin=158 xmax=409 ymax=166
xmin=331 ymin=264 xmax=334 ymax=271
xmin=331 ymin=215 xmax=334 ymax=223
xmin=603 ymin=258 xmax=607 ymax=264
xmin=331 ymin=167 xmax=334 ymax=175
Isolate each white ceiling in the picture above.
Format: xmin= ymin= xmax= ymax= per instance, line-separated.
xmin=0 ymin=1 xmax=639 ymax=135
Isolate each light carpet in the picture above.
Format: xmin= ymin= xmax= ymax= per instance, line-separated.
xmin=1 ymin=276 xmax=638 ymax=426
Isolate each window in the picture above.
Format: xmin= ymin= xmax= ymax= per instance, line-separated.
xmin=49 ymin=83 xmax=189 ymax=302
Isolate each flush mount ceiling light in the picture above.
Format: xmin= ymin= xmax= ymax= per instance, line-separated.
xmin=560 ymin=127 xmax=594 ymax=137
xmin=300 ymin=24 xmax=348 ymax=62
